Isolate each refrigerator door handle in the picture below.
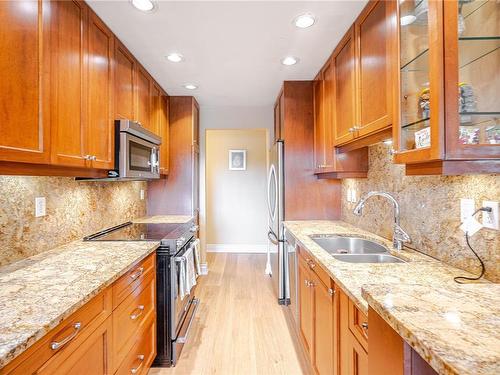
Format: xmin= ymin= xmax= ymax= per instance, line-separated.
xmin=268 ymin=230 xmax=279 ymax=245
xmin=267 ymin=164 xmax=277 ymax=222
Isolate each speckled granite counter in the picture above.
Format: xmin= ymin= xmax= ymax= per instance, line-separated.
xmin=362 ymin=283 xmax=500 ymax=375
xmin=132 ymin=215 xmax=193 ymax=224
xmin=0 ymin=240 xmax=159 ymax=369
xmin=284 ymin=220 xmax=497 ymax=375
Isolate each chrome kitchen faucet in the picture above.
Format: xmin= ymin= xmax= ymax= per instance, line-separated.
xmin=353 ymin=191 xmax=411 ymax=251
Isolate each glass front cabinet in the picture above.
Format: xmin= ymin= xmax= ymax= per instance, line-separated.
xmin=393 ymin=0 xmax=500 ymax=175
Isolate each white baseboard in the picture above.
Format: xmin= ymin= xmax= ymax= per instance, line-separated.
xmin=200 ymin=263 xmax=209 ymax=275
xmin=206 ymin=244 xmax=272 ymax=253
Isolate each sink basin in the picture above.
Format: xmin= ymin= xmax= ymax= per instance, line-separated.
xmin=331 ymin=254 xmax=406 ymax=263
xmin=310 ymin=235 xmax=388 ymax=255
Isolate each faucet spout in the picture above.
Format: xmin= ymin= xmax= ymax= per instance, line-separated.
xmin=352 ymin=191 xmax=410 ymax=251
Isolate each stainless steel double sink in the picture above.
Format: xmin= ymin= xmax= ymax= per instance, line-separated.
xmin=310 ymin=235 xmax=406 ymax=264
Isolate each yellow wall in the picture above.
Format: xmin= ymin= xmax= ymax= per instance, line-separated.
xmin=205 ymin=129 xmax=268 ymax=249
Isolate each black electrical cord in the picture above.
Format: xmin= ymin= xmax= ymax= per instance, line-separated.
xmin=453 ymin=207 xmax=491 ymax=284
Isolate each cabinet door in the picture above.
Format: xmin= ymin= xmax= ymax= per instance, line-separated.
xmin=322 ymin=61 xmax=335 ymax=167
xmin=348 ymin=333 xmax=368 ymax=375
xmin=356 ymin=0 xmax=392 ymax=137
xmin=159 ymin=94 xmax=169 ymax=175
xmin=136 ymin=65 xmax=152 ymax=131
xmin=114 ymin=40 xmax=136 ymax=120
xmin=38 ymin=317 xmax=113 ymax=375
xmin=313 ymin=75 xmax=326 ymax=170
xmin=87 ymin=10 xmax=114 ymax=170
xmin=274 ymin=99 xmax=281 ymax=142
xmin=333 ymin=27 xmax=357 ymax=145
xmin=150 ymin=83 xmax=162 ymax=136
xmin=0 ymin=0 xmax=50 ymax=164
xmin=298 ymin=255 xmax=314 ymax=361
xmin=50 ymin=0 xmax=88 ymax=167
xmin=312 ymin=273 xmax=335 ymax=375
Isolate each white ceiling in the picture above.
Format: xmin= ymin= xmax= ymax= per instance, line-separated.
xmin=88 ymin=1 xmax=367 ymax=107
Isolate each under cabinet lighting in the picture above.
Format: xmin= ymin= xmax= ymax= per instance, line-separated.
xmin=281 ymin=56 xmax=299 ymax=66
xmin=400 ymin=15 xmax=416 ymax=26
xmin=166 ymin=53 xmax=184 ymax=63
xmin=131 ymin=0 xmax=156 ymax=12
xmin=183 ymin=84 xmax=198 ymax=90
xmin=293 ymin=13 xmax=316 ymax=29
xmin=383 ymin=139 xmax=393 ymax=145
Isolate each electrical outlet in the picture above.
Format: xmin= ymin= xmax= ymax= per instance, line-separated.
xmin=460 ymin=198 xmax=475 ymax=222
xmin=482 ymin=201 xmax=499 ymax=230
xmin=140 ymin=189 xmax=145 ymax=200
xmin=347 ymin=189 xmax=352 ymax=203
xmin=35 ymin=197 xmax=46 ymax=217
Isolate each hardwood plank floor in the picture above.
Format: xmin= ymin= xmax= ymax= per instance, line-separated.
xmin=149 ymin=252 xmax=310 ymax=375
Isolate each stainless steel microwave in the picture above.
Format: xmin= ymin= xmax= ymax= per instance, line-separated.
xmin=115 ymin=119 xmax=161 ymax=179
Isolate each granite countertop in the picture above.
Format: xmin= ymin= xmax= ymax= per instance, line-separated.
xmin=284 ymin=220 xmax=497 ymax=375
xmin=0 ymin=239 xmax=159 ymax=369
xmin=362 ymin=283 xmax=500 ymax=375
xmin=132 ymin=215 xmax=193 ymax=224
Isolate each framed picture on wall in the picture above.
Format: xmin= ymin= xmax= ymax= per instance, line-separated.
xmin=229 ymin=150 xmax=247 ymax=170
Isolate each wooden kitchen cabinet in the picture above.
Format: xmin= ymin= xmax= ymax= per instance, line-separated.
xmin=49 ymin=0 xmax=89 ymax=168
xmin=298 ymin=254 xmax=314 ymax=360
xmin=136 ymin=65 xmax=153 ymax=132
xmin=0 ymin=0 xmax=51 ymax=165
xmin=87 ymin=9 xmax=115 ymax=170
xmin=394 ymin=0 xmax=500 ymax=175
xmin=0 ymin=253 xmax=157 ymax=375
xmin=297 ymin=247 xmax=337 ymax=375
xmin=333 ymin=26 xmax=357 ymax=146
xmin=355 ymin=0 xmax=393 ymax=139
xmin=114 ymin=39 xmax=137 ymax=121
xmin=159 ymin=94 xmax=170 ymax=175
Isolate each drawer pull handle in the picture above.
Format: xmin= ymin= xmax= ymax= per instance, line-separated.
xmin=130 ymin=354 xmax=145 ymax=374
xmin=50 ymin=322 xmax=82 ymax=350
xmin=129 ymin=267 xmax=144 ymax=280
xmin=130 ymin=305 xmax=145 ymax=320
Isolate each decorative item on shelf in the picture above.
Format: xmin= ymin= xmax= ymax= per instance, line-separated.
xmin=414 ymin=126 xmax=431 ymax=149
xmin=418 ymin=87 xmax=430 ymax=119
xmin=486 ymin=124 xmax=500 ymax=144
xmin=228 ymin=149 xmax=247 ymax=171
xmin=458 ymin=82 xmax=477 ymax=124
xmin=459 ymin=127 xmax=480 ymax=144
xmin=457 ymin=0 xmax=475 ymax=36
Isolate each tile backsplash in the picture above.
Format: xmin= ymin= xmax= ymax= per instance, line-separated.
xmin=342 ymin=143 xmax=500 ymax=282
xmin=0 ymin=176 xmax=146 ymax=266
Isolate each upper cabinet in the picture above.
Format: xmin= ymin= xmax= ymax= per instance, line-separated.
xmin=136 ymin=65 xmax=153 ymax=131
xmin=159 ymin=94 xmax=170 ymax=175
xmin=394 ymin=0 xmax=500 ymax=175
xmin=49 ymin=0 xmax=89 ymax=168
xmin=87 ymin=10 xmax=115 ymax=170
xmin=0 ymin=0 xmax=51 ymax=165
xmin=114 ymin=39 xmax=137 ymax=121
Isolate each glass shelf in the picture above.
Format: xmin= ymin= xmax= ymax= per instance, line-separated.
xmin=402 ymin=117 xmax=430 ymax=129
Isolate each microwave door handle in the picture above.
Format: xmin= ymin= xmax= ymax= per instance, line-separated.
xmin=150 ymin=147 xmax=158 ymax=173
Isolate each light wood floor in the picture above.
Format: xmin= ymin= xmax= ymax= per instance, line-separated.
xmin=149 ymin=253 xmax=309 ymax=375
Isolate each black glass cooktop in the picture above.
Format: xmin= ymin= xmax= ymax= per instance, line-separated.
xmin=84 ymin=221 xmax=189 ymax=242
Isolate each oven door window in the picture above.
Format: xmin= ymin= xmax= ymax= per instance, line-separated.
xmin=129 ymin=140 xmax=151 ymax=172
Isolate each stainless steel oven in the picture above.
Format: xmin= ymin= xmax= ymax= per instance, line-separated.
xmin=116 ymin=119 xmax=161 ymax=179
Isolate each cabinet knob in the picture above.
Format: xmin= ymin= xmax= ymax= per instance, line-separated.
xmin=349 ymin=128 xmax=356 ymax=133
xmin=361 ymin=322 xmax=368 ymax=330
xmin=328 ymin=288 xmax=335 ymax=296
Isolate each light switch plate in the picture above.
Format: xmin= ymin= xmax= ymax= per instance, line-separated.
xmin=460 ymin=198 xmax=475 ymax=222
xmin=35 ymin=197 xmax=46 ymax=217
xmin=140 ymin=189 xmax=145 ymax=200
xmin=482 ymin=201 xmax=499 ymax=230
xmin=351 ymin=189 xmax=357 ymax=203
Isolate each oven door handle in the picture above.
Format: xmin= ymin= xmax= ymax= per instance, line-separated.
xmin=176 ymin=298 xmax=200 ymax=344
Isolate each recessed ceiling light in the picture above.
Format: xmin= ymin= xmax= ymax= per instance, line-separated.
xmin=281 ymin=56 xmax=299 ymax=66
xmin=131 ymin=0 xmax=155 ymax=12
xmin=166 ymin=53 xmax=184 ymax=63
xmin=400 ymin=15 xmax=416 ymax=26
xmin=183 ymin=84 xmax=198 ymax=90
xmin=293 ymin=13 xmax=316 ymax=29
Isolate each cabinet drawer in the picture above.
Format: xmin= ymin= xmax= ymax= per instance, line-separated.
xmin=115 ymin=315 xmax=156 ymax=375
xmin=298 ymin=247 xmax=333 ymax=289
xmin=113 ymin=270 xmax=155 ymax=368
xmin=3 ymin=288 xmax=112 ymax=375
xmin=113 ymin=253 xmax=155 ymax=309
xmin=348 ymin=298 xmax=369 ymax=351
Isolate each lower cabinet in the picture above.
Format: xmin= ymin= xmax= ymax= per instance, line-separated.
xmin=298 ymin=247 xmax=336 ymax=375
xmin=0 ymin=253 xmax=156 ymax=375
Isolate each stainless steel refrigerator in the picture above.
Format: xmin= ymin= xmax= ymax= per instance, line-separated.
xmin=267 ymin=140 xmax=289 ymax=305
